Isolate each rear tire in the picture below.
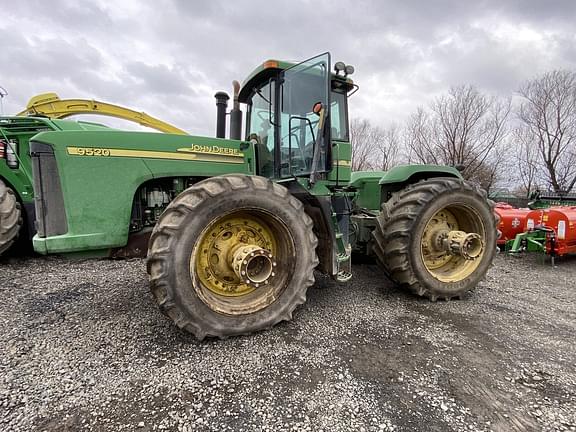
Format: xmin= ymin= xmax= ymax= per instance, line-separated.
xmin=147 ymin=175 xmax=318 ymax=340
xmin=0 ymin=179 xmax=22 ymax=256
xmin=372 ymin=177 xmax=497 ymax=300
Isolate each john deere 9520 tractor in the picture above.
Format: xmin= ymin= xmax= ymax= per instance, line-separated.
xmin=28 ymin=53 xmax=496 ymax=339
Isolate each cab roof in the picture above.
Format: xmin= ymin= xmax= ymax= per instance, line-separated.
xmin=238 ymin=58 xmax=355 ymax=103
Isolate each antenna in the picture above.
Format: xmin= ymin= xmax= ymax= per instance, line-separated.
xmin=0 ymin=86 xmax=7 ymax=115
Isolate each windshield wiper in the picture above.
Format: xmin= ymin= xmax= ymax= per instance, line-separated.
xmin=254 ymin=88 xmax=271 ymax=105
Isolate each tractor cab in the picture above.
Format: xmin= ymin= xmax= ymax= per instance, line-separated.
xmin=237 ymin=53 xmax=355 ymax=184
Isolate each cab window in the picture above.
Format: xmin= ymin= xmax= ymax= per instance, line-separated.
xmin=330 ymin=90 xmax=348 ymax=141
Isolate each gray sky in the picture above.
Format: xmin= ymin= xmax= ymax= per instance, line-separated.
xmin=1 ymin=0 xmax=575 ymax=136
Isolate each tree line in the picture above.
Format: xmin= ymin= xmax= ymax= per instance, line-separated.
xmin=350 ymin=70 xmax=576 ymax=195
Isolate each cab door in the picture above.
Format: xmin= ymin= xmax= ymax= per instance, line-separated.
xmin=278 ymin=53 xmax=331 ymax=179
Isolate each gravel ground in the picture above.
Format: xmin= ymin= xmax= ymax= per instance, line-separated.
xmin=0 ymin=253 xmax=575 ymax=432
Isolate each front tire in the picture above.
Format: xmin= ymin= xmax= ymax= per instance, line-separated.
xmin=372 ymin=177 xmax=497 ymax=300
xmin=147 ymin=175 xmax=318 ymax=339
xmin=0 ymin=179 xmax=22 ymax=256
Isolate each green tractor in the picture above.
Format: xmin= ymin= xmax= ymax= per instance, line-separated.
xmin=28 ymin=53 xmax=497 ymax=339
xmin=0 ymin=117 xmax=120 ymax=255
xmin=0 ymin=93 xmax=187 ymax=256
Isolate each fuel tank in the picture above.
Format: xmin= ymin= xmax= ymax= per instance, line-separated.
xmin=539 ymin=206 xmax=576 ymax=256
xmin=494 ymin=203 xmax=532 ymax=245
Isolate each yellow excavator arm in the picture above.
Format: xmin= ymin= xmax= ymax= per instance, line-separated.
xmin=17 ymin=92 xmax=188 ymax=135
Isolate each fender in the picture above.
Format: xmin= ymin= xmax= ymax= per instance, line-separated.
xmin=380 ymin=164 xmax=461 ymax=202
xmin=379 ymin=164 xmax=461 ymax=185
xmin=350 ymin=165 xmax=461 ymax=212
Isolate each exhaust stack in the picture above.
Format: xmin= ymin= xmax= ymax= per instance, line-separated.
xmin=229 ymin=80 xmax=242 ymax=140
xmin=214 ymin=91 xmax=229 ymax=139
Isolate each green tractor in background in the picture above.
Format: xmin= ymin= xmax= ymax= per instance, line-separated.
xmin=0 ymin=117 xmax=120 ymax=255
xmin=0 ymin=93 xmax=187 ymax=256
xmin=27 ymin=53 xmax=497 ymax=339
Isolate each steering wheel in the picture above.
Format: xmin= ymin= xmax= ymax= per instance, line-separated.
xmin=257 ymin=110 xmax=270 ymax=122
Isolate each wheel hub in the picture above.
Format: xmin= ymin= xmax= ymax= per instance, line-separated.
xmin=190 ymin=209 xmax=296 ymax=316
xmin=430 ymin=230 xmax=484 ymax=260
xmin=421 ymin=206 xmax=487 ymax=282
xmin=443 ymin=231 xmax=483 ymax=260
xmin=194 ymin=214 xmax=276 ymax=297
xmin=230 ymin=244 xmax=276 ymax=288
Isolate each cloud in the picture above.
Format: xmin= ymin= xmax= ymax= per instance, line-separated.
xmin=1 ymin=0 xmax=575 ymax=135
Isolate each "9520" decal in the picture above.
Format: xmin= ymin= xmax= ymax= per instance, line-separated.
xmin=67 ymin=147 xmax=111 ymax=156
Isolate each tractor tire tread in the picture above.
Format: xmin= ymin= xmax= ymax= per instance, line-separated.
xmin=147 ymin=174 xmax=318 ymax=340
xmin=373 ymin=177 xmax=497 ymax=300
xmin=0 ymin=179 xmax=22 ymax=256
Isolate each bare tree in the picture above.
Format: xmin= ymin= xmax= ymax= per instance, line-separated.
xmin=517 ymin=70 xmax=576 ymax=192
xmin=474 ymin=144 xmax=510 ymax=193
xmin=350 ymin=119 xmax=401 ymax=171
xmin=513 ymin=126 xmax=540 ymax=197
xmin=404 ymin=107 xmax=436 ymax=164
xmin=350 ymin=118 xmax=377 ymax=171
xmin=405 ymin=85 xmax=511 ymax=190
xmin=375 ymin=123 xmax=401 ymax=170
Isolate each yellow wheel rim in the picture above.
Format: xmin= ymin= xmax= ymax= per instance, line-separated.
xmin=420 ymin=205 xmax=486 ymax=283
xmin=190 ymin=210 xmax=294 ymax=315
